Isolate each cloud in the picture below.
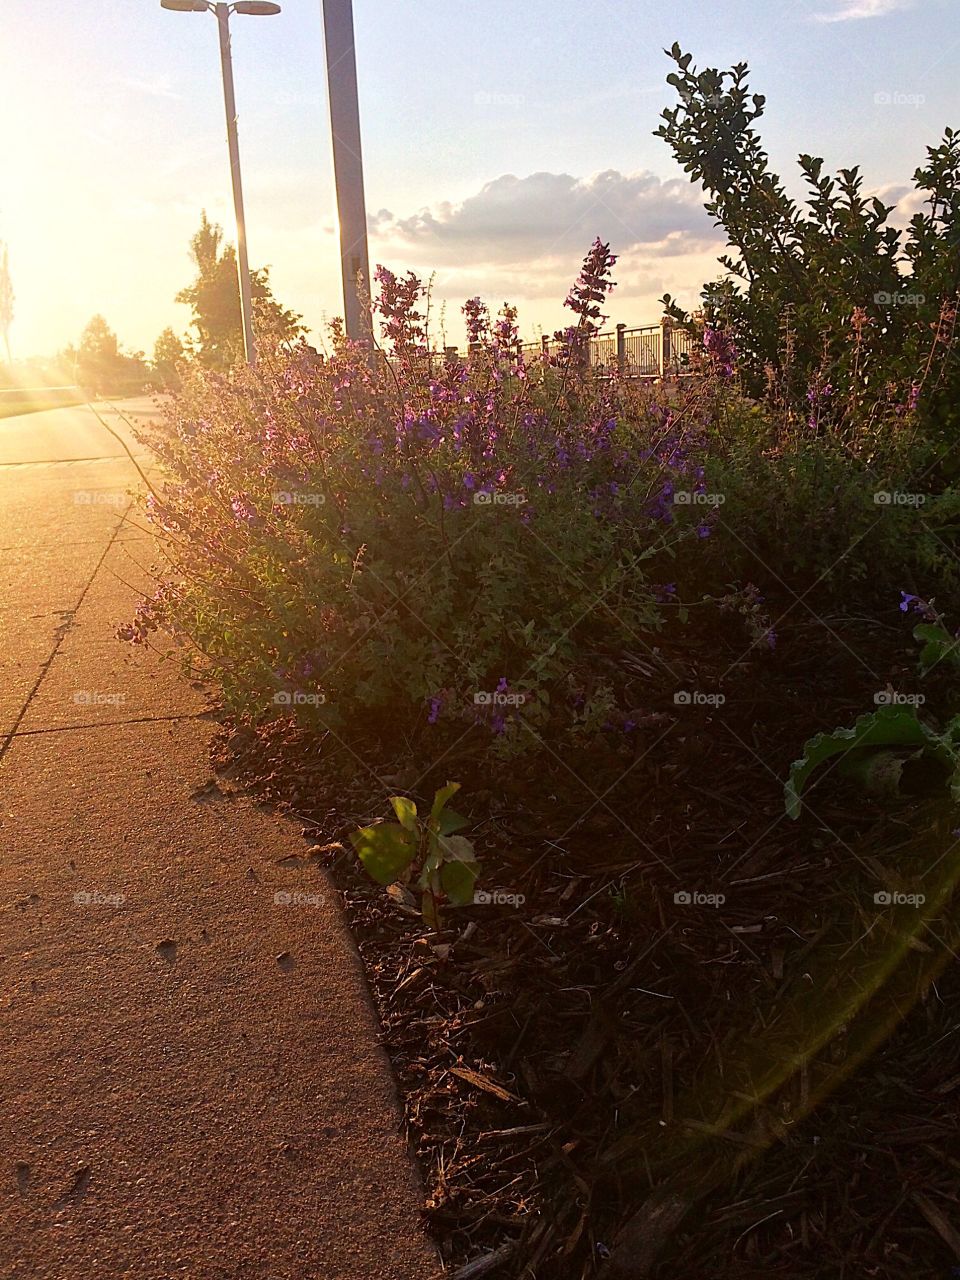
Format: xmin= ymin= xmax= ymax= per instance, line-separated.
xmin=372 ymin=170 xmax=722 ymax=265
xmin=366 ymin=171 xmax=727 ymax=343
xmin=813 ymin=0 xmax=913 ymax=22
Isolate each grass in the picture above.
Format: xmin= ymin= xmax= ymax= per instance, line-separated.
xmin=0 ymin=387 xmax=84 ymax=419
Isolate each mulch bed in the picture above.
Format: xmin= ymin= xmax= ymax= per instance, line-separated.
xmin=212 ymin=593 xmax=960 ymax=1279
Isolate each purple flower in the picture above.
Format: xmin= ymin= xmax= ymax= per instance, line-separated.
xmin=552 ymin=239 xmax=618 ymax=363
xmin=899 ymin=591 xmax=937 ymax=621
xmin=463 ymin=297 xmax=489 ymax=346
xmin=703 ymin=326 xmax=736 ymax=378
xmin=230 ymin=495 xmax=258 ymax=524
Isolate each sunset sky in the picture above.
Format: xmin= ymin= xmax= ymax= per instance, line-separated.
xmin=2 ymin=0 xmax=957 ymax=359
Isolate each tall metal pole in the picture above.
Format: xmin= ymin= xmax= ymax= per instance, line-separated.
xmin=215 ymin=2 xmax=257 ymax=366
xmin=320 ymin=0 xmax=372 ymax=342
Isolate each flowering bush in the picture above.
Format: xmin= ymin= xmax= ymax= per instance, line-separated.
xmin=657 ymin=45 xmax=960 ymax=435
xmin=126 ymin=243 xmax=721 ymax=756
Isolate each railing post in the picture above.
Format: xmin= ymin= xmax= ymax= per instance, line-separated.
xmin=660 ymin=314 xmax=673 ymax=378
xmin=616 ymin=323 xmax=626 ymax=377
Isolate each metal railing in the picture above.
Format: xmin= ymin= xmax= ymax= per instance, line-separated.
xmin=382 ymin=320 xmax=699 ymax=381
xmin=520 ymin=320 xmax=696 ymax=378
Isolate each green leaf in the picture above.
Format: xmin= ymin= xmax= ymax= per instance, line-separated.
xmin=837 ymin=749 xmax=907 ymax=799
xmin=784 ymin=706 xmax=952 ymax=819
xmin=913 ymin=622 xmax=960 ymax=674
xmin=441 ymin=858 xmax=480 ymax=907
xmin=430 ymin=782 xmax=461 ymax=825
xmin=437 ymin=808 xmax=470 ymax=836
xmin=350 ymin=822 xmax=416 ymax=885
xmin=437 ymin=834 xmax=476 ymax=863
xmin=390 ymin=795 xmax=418 ymax=832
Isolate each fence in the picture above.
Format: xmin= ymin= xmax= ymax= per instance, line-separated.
xmin=519 ymin=321 xmax=695 ymax=379
xmin=382 ymin=319 xmax=698 ymax=381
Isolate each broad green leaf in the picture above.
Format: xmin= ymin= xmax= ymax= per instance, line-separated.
xmin=390 ymin=795 xmax=418 ymax=832
xmin=784 ymin=706 xmax=953 ymax=819
xmin=913 ymin=622 xmax=960 ymax=674
xmin=430 ymin=782 xmax=461 ymax=825
xmin=350 ymin=822 xmax=415 ymax=885
xmin=437 ymin=808 xmax=469 ymax=836
xmin=438 ymin=834 xmax=476 ymax=863
xmin=441 ymin=858 xmax=480 ymax=907
xmin=837 ymin=749 xmax=907 ymax=799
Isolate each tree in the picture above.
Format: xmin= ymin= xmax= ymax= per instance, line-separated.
xmin=655 ymin=46 xmax=960 ymax=423
xmin=175 ymin=211 xmax=304 ymax=368
xmin=0 ymin=243 xmax=13 ymax=365
xmin=153 ymin=327 xmax=185 ymax=388
xmin=75 ymin=315 xmax=148 ymax=396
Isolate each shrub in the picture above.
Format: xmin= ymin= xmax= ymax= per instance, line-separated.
xmin=125 ymin=234 xmax=959 ymax=765
xmin=125 ymin=244 xmax=718 ymax=758
xmin=656 ymin=45 xmax=960 ymax=432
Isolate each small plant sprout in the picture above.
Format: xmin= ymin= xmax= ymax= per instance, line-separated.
xmin=350 ymin=783 xmax=479 ymax=927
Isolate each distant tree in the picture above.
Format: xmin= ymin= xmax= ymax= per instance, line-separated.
xmin=153 ymin=327 xmax=185 ymax=388
xmin=76 ymin=315 xmax=148 ymax=396
xmin=175 ymin=211 xmax=304 ymax=369
xmin=0 ymin=243 xmax=13 ymax=364
xmin=78 ymin=315 xmax=119 ymax=392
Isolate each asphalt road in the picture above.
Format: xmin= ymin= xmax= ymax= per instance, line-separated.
xmin=0 ymin=399 xmax=435 ymax=1279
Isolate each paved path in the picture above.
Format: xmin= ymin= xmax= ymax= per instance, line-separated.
xmin=0 ymin=400 xmax=436 ymax=1279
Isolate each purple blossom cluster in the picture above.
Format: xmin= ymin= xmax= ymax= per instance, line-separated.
xmin=553 ymin=238 xmax=618 ymax=367
xmin=122 ymin=238 xmax=740 ymax=753
xmin=703 ymin=325 xmax=737 ymax=378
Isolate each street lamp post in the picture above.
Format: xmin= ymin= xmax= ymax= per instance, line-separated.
xmin=320 ymin=0 xmax=372 ymax=343
xmin=160 ymin=0 xmax=281 ymax=367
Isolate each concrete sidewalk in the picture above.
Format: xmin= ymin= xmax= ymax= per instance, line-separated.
xmin=0 ymin=401 xmax=436 ymax=1279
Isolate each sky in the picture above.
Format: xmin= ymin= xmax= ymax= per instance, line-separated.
xmin=1 ymin=0 xmax=958 ymax=359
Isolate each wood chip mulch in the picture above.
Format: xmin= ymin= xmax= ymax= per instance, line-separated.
xmin=212 ymin=598 xmax=960 ymax=1280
